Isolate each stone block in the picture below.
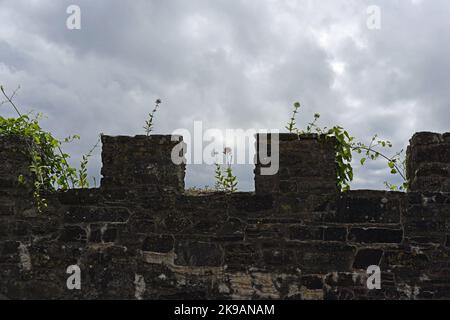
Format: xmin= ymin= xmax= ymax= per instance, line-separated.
xmin=348 ymin=228 xmax=403 ymax=244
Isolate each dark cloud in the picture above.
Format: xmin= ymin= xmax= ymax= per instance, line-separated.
xmin=1 ymin=0 xmax=449 ymax=191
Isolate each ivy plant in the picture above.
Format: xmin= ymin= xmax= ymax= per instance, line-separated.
xmin=1 ymin=85 xmax=101 ymax=211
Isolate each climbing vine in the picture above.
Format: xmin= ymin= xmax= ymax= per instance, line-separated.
xmin=286 ymin=102 xmax=408 ymax=192
xmin=0 ymin=85 xmax=100 ymax=211
xmin=77 ymin=135 xmax=102 ymax=189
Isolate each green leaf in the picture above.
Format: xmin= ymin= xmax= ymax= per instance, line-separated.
xmin=17 ymin=175 xmax=26 ymax=185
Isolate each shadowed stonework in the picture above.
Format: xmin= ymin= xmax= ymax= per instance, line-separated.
xmin=0 ymin=132 xmax=449 ymax=300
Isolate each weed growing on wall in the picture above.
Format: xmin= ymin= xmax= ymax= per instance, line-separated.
xmin=77 ymin=135 xmax=102 ymax=189
xmin=286 ymin=102 xmax=407 ymax=192
xmin=214 ymin=147 xmax=238 ymax=193
xmin=286 ymin=102 xmax=301 ymax=133
xmin=144 ymin=99 xmax=162 ymax=136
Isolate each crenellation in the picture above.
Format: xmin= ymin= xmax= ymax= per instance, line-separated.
xmin=407 ymin=132 xmax=450 ymax=192
xmin=255 ymin=133 xmax=337 ymax=196
xmin=100 ymin=134 xmax=186 ymax=193
xmin=1 ymin=132 xmax=450 ymax=299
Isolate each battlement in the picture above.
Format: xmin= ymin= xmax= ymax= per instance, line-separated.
xmin=407 ymin=132 xmax=450 ymax=192
xmin=100 ymin=134 xmax=185 ymax=193
xmin=97 ymin=133 xmax=337 ymax=196
xmin=1 ymin=132 xmax=450 ymax=300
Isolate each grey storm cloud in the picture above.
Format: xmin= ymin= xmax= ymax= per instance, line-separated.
xmin=1 ymin=0 xmax=449 ymax=191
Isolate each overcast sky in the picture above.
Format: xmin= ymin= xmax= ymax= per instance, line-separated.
xmin=1 ymin=0 xmax=449 ymax=191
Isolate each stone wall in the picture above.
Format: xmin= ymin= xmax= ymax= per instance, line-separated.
xmin=0 ymin=132 xmax=449 ymax=300
xmin=407 ymin=132 xmax=450 ymax=192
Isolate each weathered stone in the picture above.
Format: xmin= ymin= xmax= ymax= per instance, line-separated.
xmin=325 ymin=272 xmax=365 ymax=287
xmin=0 ymin=203 xmax=14 ymax=216
xmin=288 ymin=242 xmax=355 ymax=273
xmin=262 ymin=247 xmax=296 ymax=267
xmin=334 ymin=191 xmax=403 ymax=223
xmin=289 ymin=225 xmax=323 ymax=241
xmin=2 ymin=241 xmax=20 ymax=255
xmin=103 ymin=228 xmax=118 ymax=243
xmin=301 ymin=275 xmax=324 ymax=290
xmin=323 ymin=227 xmax=347 ymax=242
xmin=348 ymin=228 xmax=403 ymax=244
xmin=58 ymin=189 xmax=102 ymax=205
xmin=59 ymin=226 xmax=87 ymax=243
xmin=142 ymin=234 xmax=174 ymax=253
xmin=228 ymin=193 xmax=274 ymax=213
xmin=223 ymin=243 xmax=260 ymax=270
xmin=64 ymin=206 xmax=130 ymax=223
xmin=175 ymin=241 xmax=222 ymax=267
xmin=255 ymin=133 xmax=337 ymax=195
xmin=89 ymin=226 xmax=102 ymax=243
xmin=410 ymin=132 xmax=443 ymax=146
xmin=408 ymin=132 xmax=450 ymax=192
xmin=382 ymin=250 xmax=430 ymax=275
xmin=353 ymin=248 xmax=383 ymax=269
xmin=100 ymin=135 xmax=185 ymax=193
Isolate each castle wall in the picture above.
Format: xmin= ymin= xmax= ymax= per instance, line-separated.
xmin=1 ymin=132 xmax=449 ymax=300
